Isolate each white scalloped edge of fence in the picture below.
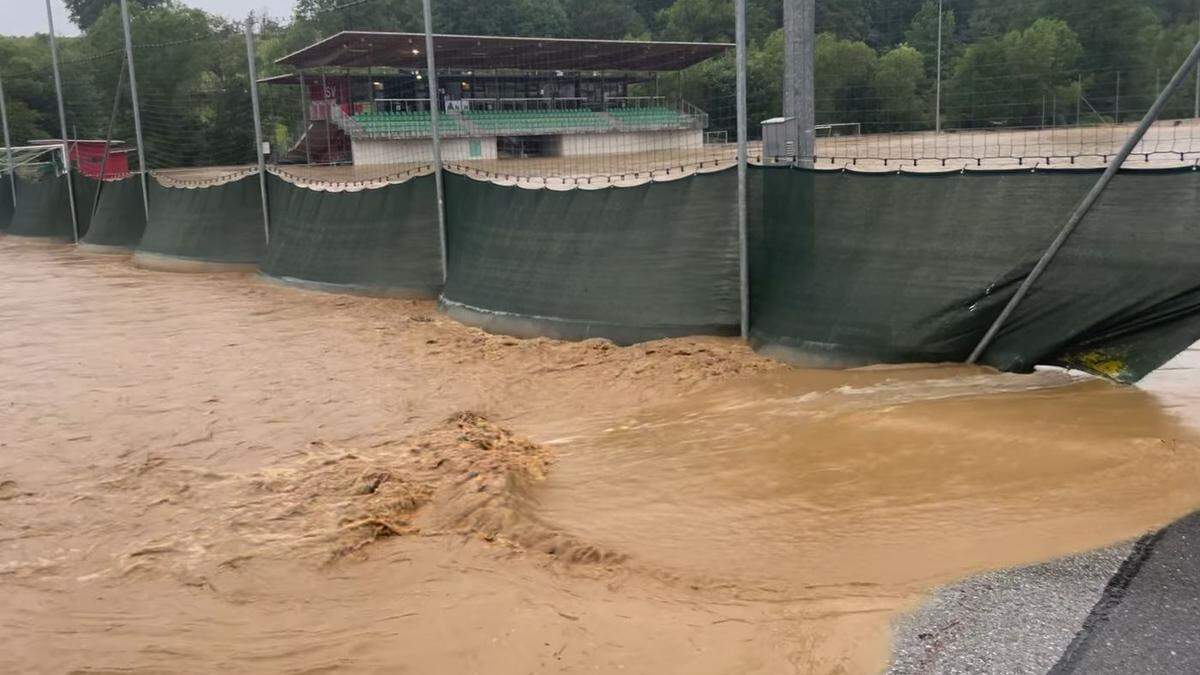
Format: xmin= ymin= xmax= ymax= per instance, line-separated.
xmin=266 ymin=165 xmax=435 ymax=192
xmin=150 ymin=168 xmax=259 ymax=189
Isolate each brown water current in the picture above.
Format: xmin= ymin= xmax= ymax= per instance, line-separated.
xmin=1 ymin=237 xmax=1198 ymax=673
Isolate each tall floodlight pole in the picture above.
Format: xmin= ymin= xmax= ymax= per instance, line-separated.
xmin=935 ymin=0 xmax=943 ymax=134
xmin=45 ymin=0 xmax=80 ymax=243
xmin=784 ymin=0 xmax=816 ymax=166
xmin=244 ymin=17 xmax=270 ymax=245
xmin=0 ymin=72 xmax=17 ymax=207
xmin=735 ymin=0 xmax=750 ymax=338
xmin=968 ymin=36 xmax=1200 ymax=365
xmin=1195 ymin=0 xmax=1199 ymax=118
xmin=422 ymin=0 xmax=447 ymax=284
xmin=119 ymin=0 xmax=150 ymax=227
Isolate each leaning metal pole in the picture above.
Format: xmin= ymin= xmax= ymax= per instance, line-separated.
xmin=0 ymin=71 xmax=16 ymax=207
xmin=735 ymin=0 xmax=750 ymax=339
xmin=119 ymin=0 xmax=150 ymax=227
xmin=422 ymin=0 xmax=448 ymax=284
xmin=45 ymin=0 xmax=80 ymax=243
xmin=90 ymin=61 xmax=127 ymax=223
xmin=244 ymin=17 xmax=271 ymax=245
xmin=967 ymin=36 xmax=1200 ymax=365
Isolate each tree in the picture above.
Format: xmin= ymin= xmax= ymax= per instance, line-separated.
xmin=63 ymin=0 xmax=168 ymax=32
xmin=874 ymin=44 xmax=927 ymax=129
xmin=865 ymin=0 xmax=925 ymax=48
xmin=1048 ymin=0 xmax=1160 ymax=110
xmin=904 ymin=0 xmax=956 ymax=65
xmin=564 ymin=0 xmax=645 ymax=39
xmin=657 ymin=0 xmax=731 ymax=41
xmin=1154 ymin=19 xmax=1200 ymax=117
xmin=817 ymin=0 xmax=872 ymax=41
xmin=0 ymin=37 xmax=54 ymax=143
xmin=967 ymin=0 xmax=1043 ymax=39
xmin=656 ymin=0 xmax=777 ymax=43
xmin=945 ymin=18 xmax=1082 ymax=128
xmin=813 ymin=33 xmax=878 ymax=125
xmin=632 ymin=0 xmax=677 ymax=32
xmin=515 ymin=0 xmax=572 ymax=37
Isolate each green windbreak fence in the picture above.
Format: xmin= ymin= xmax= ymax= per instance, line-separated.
xmin=7 ymin=173 xmax=73 ymax=239
xmin=136 ymin=175 xmax=266 ymax=266
xmin=81 ymin=177 xmax=147 ymax=250
xmin=0 ymin=174 xmax=12 ymax=231
xmin=73 ymin=175 xmax=98 ymax=238
xmin=261 ymin=175 xmax=442 ymax=297
xmin=441 ymin=170 xmax=741 ymax=344
xmin=749 ymin=166 xmax=1200 ymax=383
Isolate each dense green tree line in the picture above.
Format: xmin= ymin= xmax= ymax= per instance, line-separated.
xmin=2 ymin=0 xmax=1198 ymax=151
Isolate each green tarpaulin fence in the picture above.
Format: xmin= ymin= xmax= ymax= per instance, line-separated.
xmin=260 ymin=174 xmax=442 ymax=297
xmin=749 ymin=166 xmax=1200 ymax=383
xmin=135 ymin=175 xmax=266 ymax=267
xmin=6 ymin=173 xmax=74 ymax=239
xmin=440 ymin=170 xmax=742 ymax=344
xmin=0 ymin=174 xmax=12 ymax=231
xmin=80 ymin=176 xmax=147 ymax=250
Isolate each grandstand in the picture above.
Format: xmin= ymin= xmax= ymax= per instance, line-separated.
xmin=269 ymin=32 xmax=729 ymax=169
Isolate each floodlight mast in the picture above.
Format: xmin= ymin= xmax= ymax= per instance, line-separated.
xmin=735 ymin=0 xmax=750 ymax=338
xmin=783 ymin=0 xmax=815 ymax=167
xmin=119 ymin=0 xmax=151 ymax=228
xmin=422 ymin=0 xmax=448 ymax=284
xmin=245 ymin=16 xmax=271 ymax=245
xmin=45 ymin=0 xmax=80 ymax=243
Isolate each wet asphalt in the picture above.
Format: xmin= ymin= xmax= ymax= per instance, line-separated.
xmin=890 ymin=511 xmax=1200 ymax=674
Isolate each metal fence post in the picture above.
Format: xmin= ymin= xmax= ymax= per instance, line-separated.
xmin=299 ymin=72 xmax=312 ymax=164
xmin=0 ymin=71 xmax=16 ymax=208
xmin=422 ymin=0 xmax=448 ymax=284
xmin=118 ymin=0 xmax=151 ymax=228
xmin=967 ymin=37 xmax=1200 ymax=365
xmin=45 ymin=0 xmax=80 ymax=243
xmin=735 ymin=0 xmax=750 ymax=339
xmin=244 ymin=17 xmax=270 ymax=245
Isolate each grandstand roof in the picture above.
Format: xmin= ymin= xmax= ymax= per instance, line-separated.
xmin=277 ymin=32 xmax=732 ymax=72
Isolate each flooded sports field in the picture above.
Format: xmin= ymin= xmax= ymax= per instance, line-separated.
xmin=2 ymin=238 xmax=1199 ymax=673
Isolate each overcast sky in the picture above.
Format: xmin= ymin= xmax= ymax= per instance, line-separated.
xmin=4 ymin=0 xmax=297 ymax=37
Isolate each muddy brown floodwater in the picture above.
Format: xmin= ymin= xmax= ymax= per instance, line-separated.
xmin=2 ymin=237 xmax=1199 ymax=674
